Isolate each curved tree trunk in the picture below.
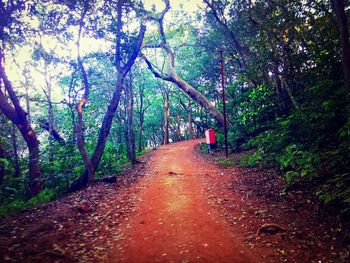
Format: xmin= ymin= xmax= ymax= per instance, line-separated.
xmin=142 ymin=0 xmax=227 ymax=127
xmin=76 ymin=99 xmax=94 ymax=183
xmin=70 ymin=74 xmax=125 ymax=191
xmin=0 ymin=54 xmax=41 ymax=196
xmin=75 ymin=2 xmax=94 ymax=184
xmin=143 ymin=59 xmax=227 ymax=127
xmin=170 ymin=74 xmax=226 ymax=127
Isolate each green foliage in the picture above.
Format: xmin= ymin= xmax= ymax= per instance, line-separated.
xmin=198 ymin=142 xmax=209 ymax=154
xmin=277 ymin=144 xmax=320 ymax=184
xmin=0 ymin=189 xmax=55 ymax=216
xmin=0 ymin=158 xmax=11 ymax=167
xmin=238 ymin=85 xmax=276 ymax=126
xmin=96 ymin=141 xmax=128 ymax=177
xmin=200 ymin=0 xmax=350 ymax=220
xmin=239 ymin=151 xmax=263 ymax=167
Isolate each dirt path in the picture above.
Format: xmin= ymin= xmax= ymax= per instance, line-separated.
xmin=1 ymin=139 xmax=347 ymax=262
xmin=107 ymin=139 xmax=257 ymax=262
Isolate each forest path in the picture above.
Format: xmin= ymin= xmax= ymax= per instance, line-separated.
xmin=107 ymin=139 xmax=256 ymax=263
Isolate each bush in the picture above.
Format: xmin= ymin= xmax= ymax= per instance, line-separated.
xmin=240 ymin=151 xmax=263 ymax=167
xmin=198 ymin=142 xmax=209 ymax=154
xmin=277 ymin=144 xmax=320 ymax=184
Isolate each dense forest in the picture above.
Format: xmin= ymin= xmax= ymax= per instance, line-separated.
xmin=0 ymin=0 xmax=349 ymax=227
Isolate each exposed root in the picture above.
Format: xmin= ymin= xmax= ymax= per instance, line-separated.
xmin=256 ymin=223 xmax=288 ymax=237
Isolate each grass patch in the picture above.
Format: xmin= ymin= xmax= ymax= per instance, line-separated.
xmin=215 ymin=157 xmax=235 ymax=167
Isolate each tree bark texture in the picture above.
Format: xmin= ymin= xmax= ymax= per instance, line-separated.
xmin=11 ymin=124 xmax=20 ymax=177
xmin=332 ymin=0 xmax=350 ymax=91
xmin=125 ymin=76 xmax=136 ymax=163
xmin=0 ymin=142 xmax=5 ymax=185
xmin=163 ymin=92 xmax=170 ymax=145
xmin=187 ymin=101 xmax=193 ymax=139
xmin=176 ymin=114 xmax=181 ymax=142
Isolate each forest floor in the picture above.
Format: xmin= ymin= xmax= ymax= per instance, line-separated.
xmin=0 ymin=139 xmax=349 ymax=262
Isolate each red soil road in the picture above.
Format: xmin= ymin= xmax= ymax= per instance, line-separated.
xmin=107 ymin=139 xmax=258 ymax=263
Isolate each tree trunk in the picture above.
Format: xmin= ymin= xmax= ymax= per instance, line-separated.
xmin=272 ymin=64 xmax=290 ymax=116
xmin=163 ymin=92 xmax=170 ymax=145
xmin=187 ymin=101 xmax=193 ymax=140
xmin=74 ymin=2 xmax=94 ymax=185
xmin=138 ymin=122 xmax=144 ymax=151
xmin=116 ymin=114 xmax=123 ymax=155
xmin=70 ymin=74 xmax=127 ymax=190
xmin=76 ymin=99 xmax=94 ymax=184
xmin=24 ymin=68 xmax=31 ymax=125
xmin=44 ymin=66 xmax=55 ymax=161
xmin=172 ymin=74 xmax=226 ymax=127
xmin=128 ymin=82 xmax=136 ymax=163
xmin=11 ymin=124 xmax=20 ymax=177
xmin=0 ymin=142 xmax=5 ymax=185
xmin=176 ymin=114 xmax=181 ymax=142
xmin=26 ymin=136 xmax=41 ymax=195
xmin=0 ymin=56 xmax=41 ymax=196
xmin=332 ymin=0 xmax=350 ymax=91
xmin=125 ymin=75 xmax=136 ymax=163
xmin=143 ymin=58 xmax=227 ymax=127
xmin=137 ymin=86 xmax=145 ymax=152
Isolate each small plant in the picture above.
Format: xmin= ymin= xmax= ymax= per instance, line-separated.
xmin=277 ymin=144 xmax=320 ymax=184
xmin=240 ymin=151 xmax=263 ymax=167
xmin=198 ymin=142 xmax=209 ymax=154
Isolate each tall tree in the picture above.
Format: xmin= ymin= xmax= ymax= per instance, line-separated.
xmin=159 ymin=85 xmax=170 ymax=145
xmin=142 ymin=0 xmax=226 ymax=127
xmin=0 ymin=52 xmax=42 ymax=196
xmin=331 ymin=0 xmax=350 ymax=91
xmin=135 ymin=75 xmax=152 ymax=151
xmin=124 ymin=72 xmax=136 ymax=163
xmin=75 ymin=1 xmax=94 ymax=184
xmin=70 ymin=0 xmax=146 ymax=191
